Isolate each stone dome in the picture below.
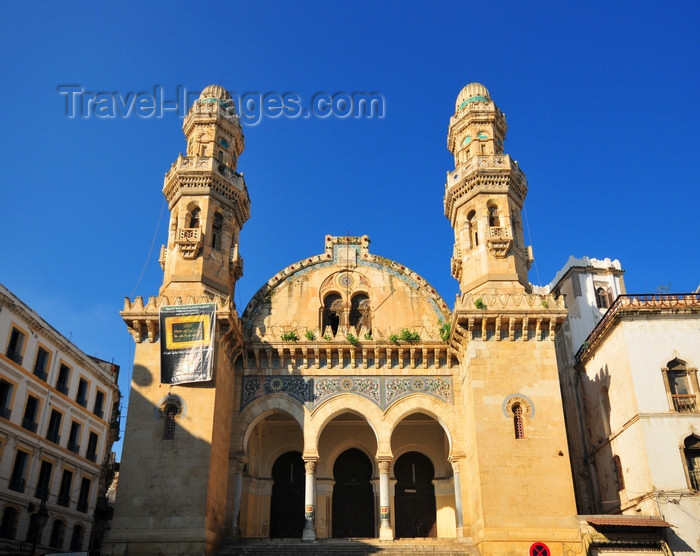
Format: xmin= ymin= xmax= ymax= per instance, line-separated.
xmin=455 ymin=83 xmax=490 ymax=111
xmin=199 ymin=84 xmax=232 ymax=102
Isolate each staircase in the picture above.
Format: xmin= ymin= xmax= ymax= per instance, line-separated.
xmin=218 ymin=537 xmax=477 ymax=555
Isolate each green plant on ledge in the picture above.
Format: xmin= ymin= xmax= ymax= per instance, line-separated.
xmin=364 ymin=332 xmax=373 ymax=341
xmin=474 ymin=298 xmax=486 ymax=310
xmin=304 ymin=330 xmax=315 ymax=341
xmin=541 ymin=299 xmax=549 ymax=309
xmin=346 ymin=333 xmax=358 ymax=346
xmin=399 ymin=328 xmax=420 ymax=342
xmin=281 ymin=330 xmax=299 ymax=342
xmin=323 ymin=334 xmax=332 ymax=341
xmin=388 ymin=334 xmax=398 ymax=342
xmin=438 ymin=319 xmax=451 ymax=341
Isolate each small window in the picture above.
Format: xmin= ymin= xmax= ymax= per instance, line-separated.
xmin=595 ymin=287 xmax=609 ymax=309
xmin=56 ymin=364 xmax=70 ymax=395
xmin=49 ymin=518 xmax=65 ymax=549
xmin=57 ymin=469 xmax=73 ymax=507
xmin=0 ymin=380 xmax=13 ymax=420
xmin=33 ymin=347 xmax=50 ymax=381
xmin=189 ymin=207 xmax=200 ymax=229
xmin=68 ymin=422 xmax=81 ymax=454
xmin=488 ymin=205 xmax=500 ymax=227
xmin=22 ymin=395 xmax=39 ymax=432
xmin=76 ymin=378 xmax=88 ymax=407
xmin=467 ymin=210 xmax=478 ymax=247
xmin=5 ymin=327 xmax=26 ymax=365
xmin=211 ymin=212 xmax=223 ymax=249
xmin=513 ymin=403 xmax=525 ymax=439
xmin=35 ymin=460 xmax=53 ymax=500
xmin=0 ymin=506 xmax=19 ymax=539
xmin=69 ymin=524 xmax=84 ymax=551
xmin=93 ymin=390 xmax=105 ymax=418
xmin=164 ymin=403 xmax=178 ymax=440
xmin=613 ymin=455 xmax=625 ymax=490
xmin=77 ymin=477 xmax=91 ymax=513
xmin=46 ymin=409 xmax=62 ymax=444
xmin=86 ymin=432 xmax=98 ymax=462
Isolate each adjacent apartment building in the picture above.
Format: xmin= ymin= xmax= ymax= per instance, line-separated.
xmin=0 ymin=283 xmax=120 ymax=553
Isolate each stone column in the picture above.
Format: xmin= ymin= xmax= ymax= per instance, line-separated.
xmin=377 ymin=459 xmax=393 ymax=540
xmin=450 ymin=457 xmax=464 ymax=537
xmin=302 ymin=459 xmax=317 ymax=542
xmin=231 ymin=457 xmax=247 ymax=541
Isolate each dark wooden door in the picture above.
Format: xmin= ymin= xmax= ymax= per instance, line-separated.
xmin=332 ymin=448 xmax=375 ymax=537
xmin=394 ymin=451 xmax=437 ymax=538
xmin=269 ymin=451 xmax=305 ymax=538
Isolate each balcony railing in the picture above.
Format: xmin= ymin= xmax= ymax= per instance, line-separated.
xmin=0 ymin=406 xmax=10 ymax=420
xmin=57 ymin=494 xmax=70 ymax=507
xmin=34 ymin=486 xmax=49 ymax=500
xmin=76 ymin=396 xmax=87 ymax=408
xmin=673 ymin=395 xmax=698 ymax=413
xmin=76 ymin=499 xmax=88 ymax=513
xmin=46 ymin=431 xmax=60 ymax=444
xmin=22 ymin=418 xmax=38 ymax=433
xmin=68 ymin=442 xmax=80 ymax=454
xmin=690 ymin=469 xmax=700 ymax=490
xmin=93 ymin=408 xmax=104 ymax=419
xmin=86 ymin=452 xmax=97 ymax=463
xmin=56 ymin=383 xmax=69 ymax=395
xmin=34 ymin=370 xmax=47 ymax=381
xmin=8 ymin=477 xmax=25 ymax=493
xmin=6 ymin=350 xmax=22 ymax=365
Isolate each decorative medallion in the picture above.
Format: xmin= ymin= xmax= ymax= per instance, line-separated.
xmin=338 ymin=273 xmax=354 ymax=288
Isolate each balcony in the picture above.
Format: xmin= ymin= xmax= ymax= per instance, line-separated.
xmin=76 ymin=396 xmax=87 ymax=408
xmin=86 ymin=452 xmax=97 ymax=463
xmin=57 ymin=494 xmax=70 ymax=507
xmin=22 ymin=418 xmax=38 ymax=433
xmin=8 ymin=477 xmax=25 ymax=493
xmin=673 ymin=394 xmax=698 ymax=413
xmin=6 ymin=350 xmax=22 ymax=365
xmin=690 ymin=469 xmax=700 ymax=490
xmin=68 ymin=442 xmax=81 ymax=454
xmin=34 ymin=370 xmax=47 ymax=381
xmin=93 ymin=408 xmax=104 ymax=419
xmin=46 ymin=431 xmax=60 ymax=444
xmin=56 ymin=383 xmax=69 ymax=396
xmin=34 ymin=486 xmax=49 ymax=500
xmin=0 ymin=406 xmax=10 ymax=420
xmin=76 ymin=499 xmax=88 ymax=513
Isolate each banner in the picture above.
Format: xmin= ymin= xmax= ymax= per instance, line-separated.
xmin=159 ymin=303 xmax=215 ymax=384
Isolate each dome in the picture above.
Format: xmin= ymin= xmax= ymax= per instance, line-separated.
xmin=199 ymin=84 xmax=232 ymax=102
xmin=455 ymin=83 xmax=490 ymax=111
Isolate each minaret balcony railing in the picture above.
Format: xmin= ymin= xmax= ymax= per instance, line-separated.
xmin=487 ymin=227 xmax=512 ymax=239
xmin=166 ymin=155 xmax=245 ymax=191
xmin=446 ymin=154 xmax=524 ymax=185
xmin=176 ymin=227 xmax=202 ymax=260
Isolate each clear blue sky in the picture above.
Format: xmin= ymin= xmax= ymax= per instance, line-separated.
xmin=1 ymin=1 xmax=698 ymax=456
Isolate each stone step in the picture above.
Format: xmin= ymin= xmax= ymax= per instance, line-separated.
xmin=217 ymin=538 xmax=476 ymax=556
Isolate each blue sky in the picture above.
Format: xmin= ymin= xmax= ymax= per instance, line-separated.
xmin=1 ymin=1 xmax=698 ymax=456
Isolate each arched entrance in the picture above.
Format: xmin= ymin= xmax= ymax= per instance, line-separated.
xmin=394 ymin=451 xmax=437 ymax=538
xmin=332 ymin=448 xmax=374 ymax=538
xmin=270 ymin=451 xmax=305 ymax=538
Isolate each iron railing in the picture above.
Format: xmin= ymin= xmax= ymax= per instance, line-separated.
xmin=673 ymin=395 xmax=698 ymax=413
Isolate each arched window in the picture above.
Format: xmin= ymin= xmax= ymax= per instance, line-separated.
xmin=349 ymin=294 xmax=370 ymax=332
xmin=211 ymin=213 xmax=223 ymax=249
xmin=0 ymin=506 xmax=18 ymax=539
xmin=69 ymin=524 xmax=84 ymax=551
xmin=684 ymin=435 xmax=700 ymax=490
xmin=467 ymin=210 xmax=478 ymax=247
xmin=613 ymin=455 xmax=625 ymax=490
xmin=322 ymin=293 xmax=343 ymax=336
xmin=600 ymin=387 xmax=612 ymax=437
xmin=666 ymin=358 xmax=696 ymax=412
xmin=189 ymin=207 xmax=200 ymax=229
xmin=595 ymin=287 xmax=609 ymax=309
xmin=25 ymin=512 xmax=44 ymax=543
xmin=513 ymin=403 xmax=524 ymax=439
xmin=164 ymin=403 xmax=179 ymax=440
xmin=49 ymin=518 xmax=65 ymax=549
xmin=488 ymin=205 xmax=500 ymax=227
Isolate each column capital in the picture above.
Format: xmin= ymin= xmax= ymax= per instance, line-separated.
xmin=304 ymin=459 xmax=317 ymax=473
xmin=234 ymin=457 xmax=248 ymax=473
xmin=378 ymin=460 xmax=391 ymax=474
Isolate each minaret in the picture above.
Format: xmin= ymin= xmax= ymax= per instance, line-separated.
xmin=159 ymin=84 xmax=250 ymax=300
xmin=445 ymin=83 xmax=533 ymax=295
xmin=105 ymin=85 xmax=248 ymax=556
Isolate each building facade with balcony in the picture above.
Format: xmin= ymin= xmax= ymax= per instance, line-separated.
xmin=565 ymin=291 xmax=700 ymax=554
xmin=0 ymin=283 xmax=120 ymax=554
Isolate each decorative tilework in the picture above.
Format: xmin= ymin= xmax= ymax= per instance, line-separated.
xmin=240 ymin=375 xmax=453 ymax=410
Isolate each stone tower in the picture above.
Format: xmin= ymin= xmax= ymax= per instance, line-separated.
xmin=446 ymin=84 xmax=582 ymax=555
xmin=104 ymin=85 xmax=249 ymax=556
xmin=445 ymin=83 xmax=532 ymax=296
